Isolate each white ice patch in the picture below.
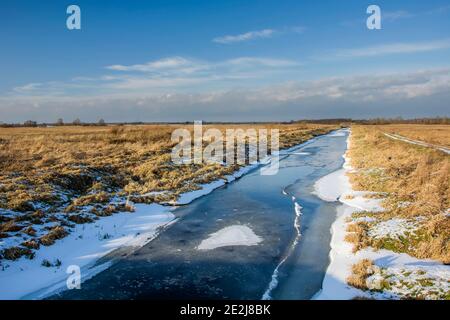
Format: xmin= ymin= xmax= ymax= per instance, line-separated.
xmin=197 ymin=225 xmax=262 ymax=250
xmin=291 ymin=152 xmax=311 ymax=155
xmin=327 ymin=131 xmax=346 ymax=137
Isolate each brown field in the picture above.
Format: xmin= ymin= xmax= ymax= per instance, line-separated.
xmin=347 ymin=125 xmax=449 ymax=263
xmin=378 ymin=124 xmax=450 ymax=147
xmin=0 ymin=123 xmax=338 ymax=260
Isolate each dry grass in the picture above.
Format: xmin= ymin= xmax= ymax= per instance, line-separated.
xmin=345 ymin=222 xmax=370 ymax=253
xmin=347 ymin=259 xmax=374 ymax=290
xmin=379 ymin=124 xmax=450 ymax=147
xmin=347 ymin=125 xmax=450 ymax=263
xmin=0 ymin=123 xmax=338 ymax=260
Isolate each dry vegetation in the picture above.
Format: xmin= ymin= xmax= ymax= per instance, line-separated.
xmin=379 ymin=124 xmax=450 ymax=147
xmin=0 ymin=123 xmax=338 ymax=261
xmin=347 ymin=259 xmax=374 ymax=290
xmin=346 ymin=125 xmax=449 ymax=264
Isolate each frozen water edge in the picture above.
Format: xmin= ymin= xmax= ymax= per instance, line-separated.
xmin=313 ymin=130 xmax=450 ymax=300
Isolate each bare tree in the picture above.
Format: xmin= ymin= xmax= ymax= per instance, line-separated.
xmin=57 ymin=118 xmax=64 ymax=126
xmin=98 ymin=118 xmax=106 ymax=126
xmin=73 ymin=118 xmax=81 ymax=125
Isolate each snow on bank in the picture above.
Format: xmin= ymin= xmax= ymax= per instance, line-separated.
xmin=314 ymin=131 xmax=450 ymax=300
xmin=0 ymin=203 xmax=175 ymax=300
xmin=312 ymin=169 xmax=348 ymax=202
xmin=197 ymin=225 xmax=262 ymax=250
xmin=175 ymin=180 xmax=227 ymax=205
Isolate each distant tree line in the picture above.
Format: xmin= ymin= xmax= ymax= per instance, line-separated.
xmin=0 ymin=118 xmax=107 ymax=128
xmin=0 ymin=117 xmax=448 ymax=128
xmin=355 ymin=117 xmax=450 ymax=125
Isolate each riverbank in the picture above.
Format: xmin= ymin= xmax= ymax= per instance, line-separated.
xmin=314 ymin=129 xmax=449 ymax=300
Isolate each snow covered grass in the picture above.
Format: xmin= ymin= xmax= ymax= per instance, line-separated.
xmin=314 ymin=127 xmax=450 ymax=300
xmin=368 ymin=217 xmax=421 ymax=240
xmin=197 ymin=225 xmax=262 ymax=250
xmin=0 ymin=202 xmax=175 ymax=300
xmin=366 ymin=263 xmax=450 ymax=300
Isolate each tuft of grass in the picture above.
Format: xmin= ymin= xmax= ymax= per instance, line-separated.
xmin=1 ymin=246 xmax=34 ymax=260
xmin=345 ymin=222 xmax=371 ymax=253
xmin=347 ymin=259 xmax=374 ymax=290
xmin=39 ymin=226 xmax=68 ymax=246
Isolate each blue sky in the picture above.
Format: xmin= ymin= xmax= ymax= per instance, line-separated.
xmin=1 ymin=0 xmax=450 ymax=122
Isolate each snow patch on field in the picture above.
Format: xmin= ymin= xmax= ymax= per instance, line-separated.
xmin=368 ymin=218 xmax=420 ymax=240
xmin=314 ymin=131 xmax=450 ymax=300
xmin=197 ymin=225 xmax=262 ymax=250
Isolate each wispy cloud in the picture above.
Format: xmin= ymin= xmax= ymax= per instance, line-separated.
xmin=332 ymin=39 xmax=450 ymax=58
xmin=212 ymin=26 xmax=304 ymax=44
xmin=107 ymin=57 xmax=192 ymax=72
xmin=213 ymin=29 xmax=275 ymax=44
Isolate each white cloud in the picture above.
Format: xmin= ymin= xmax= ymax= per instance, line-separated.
xmin=106 ymin=57 xmax=192 ymax=72
xmin=225 ymin=57 xmax=298 ymax=67
xmin=212 ymin=26 xmax=305 ymax=44
xmin=213 ymin=29 xmax=275 ymax=44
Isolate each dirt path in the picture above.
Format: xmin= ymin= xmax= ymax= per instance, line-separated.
xmin=383 ymin=132 xmax=450 ymax=155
